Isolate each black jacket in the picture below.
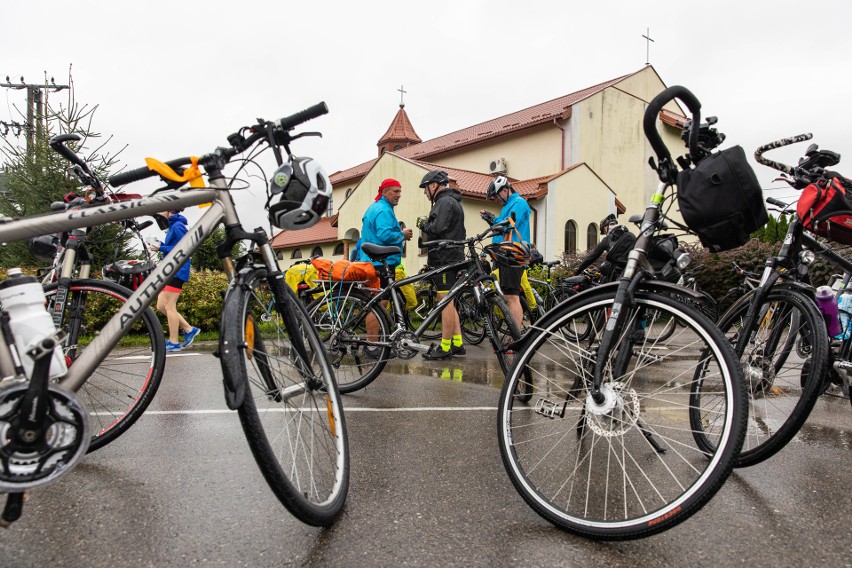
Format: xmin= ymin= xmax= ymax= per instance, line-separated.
xmin=422 ymin=188 xmax=466 ymax=267
xmin=576 ymin=225 xmax=635 ymax=275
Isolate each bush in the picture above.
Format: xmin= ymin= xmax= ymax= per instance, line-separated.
xmin=159 ymin=269 xmax=229 ymax=332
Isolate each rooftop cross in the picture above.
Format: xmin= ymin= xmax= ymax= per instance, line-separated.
xmin=642 ymin=28 xmax=655 ymax=65
xmin=398 ymin=84 xmax=407 ymax=107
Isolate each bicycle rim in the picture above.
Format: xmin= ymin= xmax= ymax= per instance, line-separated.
xmin=498 ymin=291 xmax=746 ymax=539
xmin=223 ymin=268 xmax=349 ymax=525
xmin=47 ymin=279 xmax=166 ymax=452
xmin=458 ymin=288 xmax=486 ymax=345
xmin=307 ymin=288 xmax=390 ymax=393
xmin=711 ymin=288 xmax=828 ymax=467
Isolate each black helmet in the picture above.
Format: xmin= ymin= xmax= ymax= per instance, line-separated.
xmin=486 ymin=176 xmax=513 ymax=200
xmin=267 ymin=156 xmax=332 ymax=230
xmin=419 ymin=169 xmax=449 ymax=188
xmin=600 ymin=213 xmax=618 ymax=235
xmin=26 ymin=234 xmax=58 ymax=262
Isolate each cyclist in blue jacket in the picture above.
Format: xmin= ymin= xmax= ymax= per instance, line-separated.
xmin=481 ymin=176 xmax=531 ymax=331
xmin=150 ymin=209 xmax=200 ymax=352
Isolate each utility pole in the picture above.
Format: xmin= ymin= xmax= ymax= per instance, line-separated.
xmin=1 ymin=75 xmax=69 ymax=155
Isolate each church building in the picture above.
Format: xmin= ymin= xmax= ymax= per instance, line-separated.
xmin=271 ymin=64 xmax=688 ymax=270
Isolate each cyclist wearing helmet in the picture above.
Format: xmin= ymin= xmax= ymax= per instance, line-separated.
xmin=481 ymin=175 xmax=531 ymax=330
xmin=358 ymin=178 xmax=414 ymax=358
xmin=575 ymin=213 xmax=636 ymax=280
xmin=417 ymin=169 xmax=466 ymax=360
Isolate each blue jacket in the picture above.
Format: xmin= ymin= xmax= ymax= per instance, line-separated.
xmin=358 ymin=197 xmax=405 ymax=267
xmin=158 ymin=213 xmax=191 ymax=282
xmin=492 ymin=192 xmax=531 ymax=244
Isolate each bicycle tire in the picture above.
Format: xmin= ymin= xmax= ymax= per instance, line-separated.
xmin=412 ymin=281 xmax=442 ymax=340
xmin=220 ymin=268 xmax=349 ymax=526
xmin=457 ymin=287 xmax=487 ymax=345
xmin=306 ymin=287 xmax=391 ymax=393
xmin=486 ymin=293 xmax=522 ymax=376
xmin=46 ymin=279 xmax=166 ymax=452
xmin=701 ymin=287 xmax=828 ymax=468
xmin=498 ymin=289 xmax=746 ymax=540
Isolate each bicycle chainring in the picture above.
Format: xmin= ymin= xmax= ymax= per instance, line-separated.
xmin=392 ymin=332 xmax=419 ymax=360
xmin=0 ymin=381 xmax=90 ymax=492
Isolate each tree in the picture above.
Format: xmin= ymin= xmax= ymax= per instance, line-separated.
xmin=0 ymin=72 xmax=133 ymax=269
xmin=190 ymin=224 xmax=246 ymax=272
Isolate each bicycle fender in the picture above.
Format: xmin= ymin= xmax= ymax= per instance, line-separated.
xmin=218 ymin=271 xmax=251 ymax=410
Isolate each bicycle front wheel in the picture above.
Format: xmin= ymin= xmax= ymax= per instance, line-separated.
xmin=46 ymin=279 xmax=165 ymax=452
xmin=221 ymin=268 xmax=349 ymax=526
xmin=457 ymin=287 xmax=486 ymax=345
xmin=710 ymin=288 xmax=828 ymax=467
xmin=498 ymin=290 xmax=746 ymax=540
xmin=306 ymin=288 xmax=391 ymax=393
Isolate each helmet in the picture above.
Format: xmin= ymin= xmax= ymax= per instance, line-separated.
xmin=529 ymin=247 xmax=544 ymax=266
xmin=26 ymin=234 xmax=58 ymax=262
xmin=486 ymin=176 xmax=513 ymax=200
xmin=268 ymin=157 xmax=332 ymax=230
xmin=600 ymin=213 xmax=618 ymax=235
xmin=419 ymin=169 xmax=449 ymax=188
xmin=484 ymin=241 xmax=531 ymax=267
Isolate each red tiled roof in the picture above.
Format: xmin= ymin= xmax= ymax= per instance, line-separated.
xmin=660 ymin=109 xmax=687 ymax=128
xmin=270 ymin=215 xmax=339 ymax=249
xmin=331 ymin=70 xmax=640 ymax=186
xmin=377 ymin=105 xmax=422 ymax=147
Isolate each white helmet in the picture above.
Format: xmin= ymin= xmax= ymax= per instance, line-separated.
xmin=268 ymin=156 xmax=332 ymax=230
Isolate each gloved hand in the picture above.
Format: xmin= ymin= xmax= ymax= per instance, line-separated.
xmin=480 ymin=210 xmax=495 ymax=223
xmin=416 ymin=216 xmax=427 ymax=230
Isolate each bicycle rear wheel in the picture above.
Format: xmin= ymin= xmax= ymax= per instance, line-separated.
xmin=221 ymin=268 xmax=349 ymax=526
xmin=498 ymin=290 xmax=746 ymax=540
xmin=46 ymin=279 xmax=165 ymax=452
xmin=706 ymin=288 xmax=828 ymax=467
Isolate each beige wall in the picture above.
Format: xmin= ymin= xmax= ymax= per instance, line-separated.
xmin=276 ymin=241 xmax=345 ymax=270
xmin=429 ymin=126 xmax=563 ymax=180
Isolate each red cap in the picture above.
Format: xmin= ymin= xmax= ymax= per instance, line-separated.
xmin=376 ymin=178 xmax=401 ymax=201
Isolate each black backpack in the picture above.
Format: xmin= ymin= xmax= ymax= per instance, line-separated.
xmin=604 ymin=226 xmax=636 ymax=267
xmin=676 ymin=145 xmax=767 ymax=252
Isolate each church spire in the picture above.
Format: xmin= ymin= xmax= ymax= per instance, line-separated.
xmin=377 ymin=89 xmax=422 ymax=156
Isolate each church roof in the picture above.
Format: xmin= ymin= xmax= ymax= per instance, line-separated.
xmin=270 ymin=214 xmax=339 ymax=248
xmin=377 ymin=105 xmax=422 ymax=147
xmin=331 ymin=70 xmax=639 ymax=185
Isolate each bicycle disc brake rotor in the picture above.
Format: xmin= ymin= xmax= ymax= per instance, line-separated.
xmin=393 ymin=331 xmax=419 ymax=360
xmin=584 ymin=383 xmax=640 ymax=437
xmin=0 ymin=381 xmax=90 ymax=492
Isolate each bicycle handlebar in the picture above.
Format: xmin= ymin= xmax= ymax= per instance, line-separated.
xmin=766 ymin=196 xmax=790 ymax=209
xmin=108 ymin=101 xmax=328 ymax=187
xmin=643 ymin=85 xmax=702 ymax=167
xmin=754 ymin=133 xmax=813 ymax=175
xmin=422 ymin=220 xmax=510 ymax=251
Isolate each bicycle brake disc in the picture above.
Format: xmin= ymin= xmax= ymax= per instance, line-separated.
xmin=0 ymin=381 xmax=90 ymax=492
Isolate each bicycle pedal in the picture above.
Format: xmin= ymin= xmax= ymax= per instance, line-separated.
xmin=1 ymin=493 xmax=25 ymax=527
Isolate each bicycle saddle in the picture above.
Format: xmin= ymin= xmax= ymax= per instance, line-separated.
xmin=360 ymin=242 xmax=401 ymax=261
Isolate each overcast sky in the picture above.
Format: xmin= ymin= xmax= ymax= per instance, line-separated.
xmin=4 ymin=0 xmax=851 ymax=231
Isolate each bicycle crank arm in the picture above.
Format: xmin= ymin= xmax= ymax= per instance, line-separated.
xmin=399 ymin=338 xmax=431 ymax=353
xmin=832 ymin=360 xmax=852 ymax=390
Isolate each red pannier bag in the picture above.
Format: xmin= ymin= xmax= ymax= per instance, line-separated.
xmin=797 ymin=176 xmax=852 ymax=245
xmin=311 ymin=258 xmax=381 ymax=289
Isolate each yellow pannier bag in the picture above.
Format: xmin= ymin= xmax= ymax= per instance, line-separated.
xmin=396 ymin=265 xmax=417 ymax=310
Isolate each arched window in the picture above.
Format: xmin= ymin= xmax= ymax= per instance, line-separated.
xmin=333 ymin=243 xmax=345 ymax=256
xmin=393 ymin=144 xmax=403 ymax=151
xmin=291 ymin=248 xmax=302 ymax=259
xmin=564 ymin=220 xmax=577 ymax=255
xmin=345 ymin=187 xmax=354 ymax=199
xmin=311 ymin=246 xmax=324 ymax=258
xmin=587 ymin=223 xmax=598 ymax=250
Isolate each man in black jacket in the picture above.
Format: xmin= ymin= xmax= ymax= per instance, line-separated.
xmin=417 ymin=169 xmax=466 ymax=359
xmin=575 ymin=213 xmax=636 ymax=281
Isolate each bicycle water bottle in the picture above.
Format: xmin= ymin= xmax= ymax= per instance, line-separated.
xmin=837 ymin=289 xmax=852 ymax=340
xmin=815 ymin=285 xmax=841 ymax=338
xmin=0 ymin=268 xmax=67 ymax=379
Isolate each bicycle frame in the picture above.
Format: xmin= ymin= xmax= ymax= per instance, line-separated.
xmin=0 ymin=182 xmax=255 ymax=391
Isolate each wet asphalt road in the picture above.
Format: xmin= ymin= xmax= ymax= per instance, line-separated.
xmin=1 ymin=342 xmax=850 ymax=567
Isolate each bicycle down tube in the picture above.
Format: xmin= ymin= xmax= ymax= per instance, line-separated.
xmin=0 ymin=185 xmax=234 ymax=390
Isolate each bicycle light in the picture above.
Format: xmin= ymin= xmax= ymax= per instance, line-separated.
xmin=798 ymin=250 xmax=816 ymax=265
xmin=673 ymin=249 xmax=692 ymax=271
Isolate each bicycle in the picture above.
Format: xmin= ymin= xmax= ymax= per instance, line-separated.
xmin=306 ymin=221 xmax=525 ymax=394
xmin=497 ymin=85 xmax=747 ymax=540
xmin=0 ymin=104 xmax=349 ymax=527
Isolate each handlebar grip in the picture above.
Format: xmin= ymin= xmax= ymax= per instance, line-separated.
xmin=643 ymin=85 xmax=702 ymax=162
xmin=277 ymin=102 xmax=329 ymax=131
xmin=753 ymin=133 xmax=812 ymax=173
xmin=108 ymin=156 xmax=192 ymax=186
xmin=766 ymin=196 xmax=790 ymax=208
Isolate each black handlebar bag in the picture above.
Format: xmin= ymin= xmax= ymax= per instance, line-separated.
xmin=676 ymin=145 xmax=767 ymax=252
